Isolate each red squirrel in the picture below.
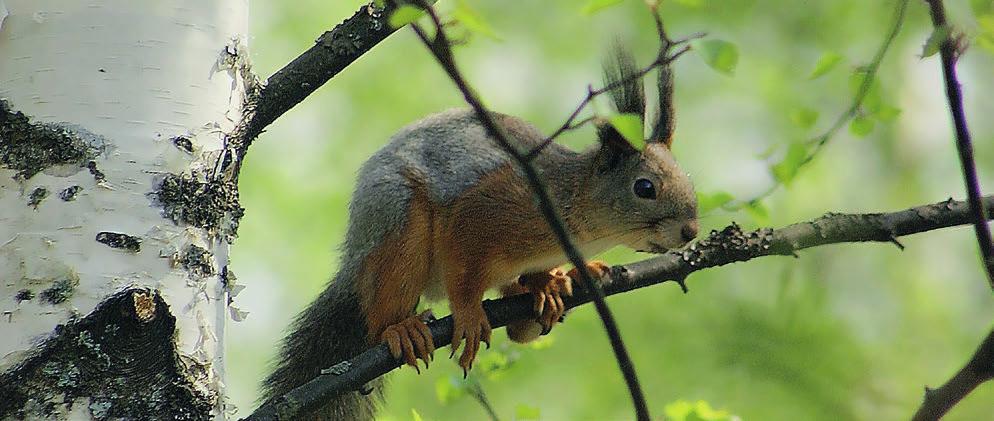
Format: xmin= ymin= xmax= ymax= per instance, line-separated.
xmin=260 ymin=50 xmax=698 ymax=420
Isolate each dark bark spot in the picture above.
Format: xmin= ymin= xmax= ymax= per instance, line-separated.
xmin=0 ymin=100 xmax=106 ymax=180
xmin=15 ymin=289 xmax=35 ymax=303
xmin=40 ymin=278 xmax=79 ymax=305
xmin=172 ymin=136 xmax=194 ymax=153
xmin=95 ymin=232 xmax=142 ymax=253
xmin=176 ymin=244 xmax=216 ymax=278
xmin=28 ymin=187 xmax=48 ymax=209
xmin=59 ymin=185 xmax=82 ymax=201
xmin=86 ymin=160 xmax=106 ymax=182
xmin=0 ymin=288 xmax=215 ymax=419
xmin=152 ymin=173 xmax=244 ymax=240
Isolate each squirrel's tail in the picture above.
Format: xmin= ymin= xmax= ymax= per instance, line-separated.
xmin=260 ymin=267 xmax=381 ymax=420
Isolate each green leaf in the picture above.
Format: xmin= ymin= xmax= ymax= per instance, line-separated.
xmin=514 ymin=404 xmax=541 ymax=420
xmin=435 ymin=376 xmax=466 ymax=404
xmin=771 ymin=141 xmax=808 ymax=185
xmin=411 ymin=408 xmax=425 ymax=421
xmin=581 ymin=0 xmax=625 ymax=15
xmin=978 ymin=15 xmax=994 ymax=55
xmin=745 ymin=201 xmax=771 ymax=226
xmin=849 ymin=116 xmax=875 ymax=137
xmin=664 ymin=400 xmax=737 ymax=421
xmin=454 ymin=0 xmax=500 ymax=40
xmin=874 ymin=104 xmax=902 ymax=123
xmin=697 ymin=191 xmax=734 ymax=214
xmin=789 ymin=107 xmax=819 ymax=129
xmin=922 ymin=25 xmax=951 ymax=57
xmin=692 ymin=39 xmax=739 ymax=75
xmin=608 ymin=113 xmax=646 ymax=150
xmin=808 ymin=52 xmax=843 ymax=79
xmin=389 ymin=5 xmax=424 ymax=29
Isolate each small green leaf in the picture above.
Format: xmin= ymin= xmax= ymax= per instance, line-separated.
xmin=454 ymin=0 xmax=500 ymax=40
xmin=808 ymin=52 xmax=843 ymax=79
xmin=692 ymin=39 xmax=739 ymax=75
xmin=874 ymin=104 xmax=902 ymax=123
xmin=697 ymin=191 xmax=734 ymax=214
xmin=389 ymin=5 xmax=425 ymax=29
xmin=411 ymin=408 xmax=425 ymax=421
xmin=581 ymin=0 xmax=625 ymax=15
xmin=849 ymin=116 xmax=875 ymax=137
xmin=771 ymin=141 xmax=808 ymax=185
xmin=515 ymin=404 xmax=542 ymax=420
xmin=922 ymin=25 xmax=951 ymax=57
xmin=789 ymin=107 xmax=819 ymax=129
xmin=745 ymin=201 xmax=770 ymax=226
xmin=608 ymin=113 xmax=645 ymax=150
xmin=664 ymin=400 xmax=737 ymax=421
xmin=978 ymin=15 xmax=994 ymax=55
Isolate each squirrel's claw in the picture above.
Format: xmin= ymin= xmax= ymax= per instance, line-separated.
xmin=518 ymin=267 xmax=573 ymax=335
xmin=381 ymin=313 xmax=436 ymax=373
xmin=450 ymin=306 xmax=491 ymax=374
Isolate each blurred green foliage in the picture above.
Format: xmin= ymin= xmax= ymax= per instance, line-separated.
xmin=233 ymin=0 xmax=994 ymax=419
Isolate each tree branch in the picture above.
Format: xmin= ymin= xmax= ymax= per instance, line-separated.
xmin=245 ymin=196 xmax=994 ymax=421
xmin=924 ymin=0 xmax=994 ymax=290
xmin=226 ymin=1 xmax=430 ymax=177
xmin=400 ymin=1 xmax=660 ymax=418
xmin=912 ymin=326 xmax=994 ymax=421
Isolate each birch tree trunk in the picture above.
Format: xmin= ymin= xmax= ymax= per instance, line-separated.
xmin=0 ymin=1 xmax=248 ymax=418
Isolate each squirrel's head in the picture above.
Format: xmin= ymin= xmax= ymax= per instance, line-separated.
xmin=584 ymin=48 xmax=698 ymax=253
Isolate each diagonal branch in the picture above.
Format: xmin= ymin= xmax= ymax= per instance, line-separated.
xmin=912 ymin=325 xmax=994 ymax=421
xmin=399 ymin=1 xmax=664 ymax=418
xmin=226 ymin=1 xmax=433 ymax=177
xmin=244 ymin=196 xmax=994 ymax=421
xmin=924 ymin=0 xmax=994 ymax=290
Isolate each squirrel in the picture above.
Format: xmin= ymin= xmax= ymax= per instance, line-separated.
xmin=259 ymin=49 xmax=699 ymax=420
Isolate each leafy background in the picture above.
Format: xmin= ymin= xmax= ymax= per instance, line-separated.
xmin=230 ymin=0 xmax=994 ymax=419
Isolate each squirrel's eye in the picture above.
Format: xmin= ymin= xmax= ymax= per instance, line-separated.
xmin=633 ymin=178 xmax=656 ymax=200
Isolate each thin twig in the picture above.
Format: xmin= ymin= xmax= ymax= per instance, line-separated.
xmin=403 ymin=1 xmax=651 ymax=419
xmin=924 ymin=0 xmax=994 ymax=290
xmin=729 ymin=0 xmax=910 ymax=208
xmin=244 ymin=196 xmax=994 ymax=421
xmin=524 ymin=40 xmax=696 ymax=160
xmin=912 ymin=325 xmax=994 ymax=421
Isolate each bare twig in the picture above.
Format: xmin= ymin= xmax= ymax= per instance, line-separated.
xmin=912 ymin=326 xmax=994 ymax=421
xmin=245 ymin=196 xmax=994 ymax=421
xmin=401 ymin=1 xmax=652 ymax=418
xmin=923 ymin=0 xmax=994 ymax=289
xmin=524 ymin=36 xmax=698 ymax=160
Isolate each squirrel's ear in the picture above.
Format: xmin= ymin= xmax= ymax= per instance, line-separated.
xmin=594 ymin=118 xmax=639 ymax=173
xmin=648 ymin=64 xmax=675 ymax=148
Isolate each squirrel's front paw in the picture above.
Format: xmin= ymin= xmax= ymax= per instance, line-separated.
xmin=381 ymin=310 xmax=436 ymax=374
xmin=520 ymin=268 xmax=573 ymax=335
xmin=450 ymin=307 xmax=492 ymax=377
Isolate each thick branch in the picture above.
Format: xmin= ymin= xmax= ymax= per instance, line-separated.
xmin=245 ymin=196 xmax=994 ymax=421
xmin=229 ymin=2 xmax=428 ymax=175
xmin=924 ymin=0 xmax=994 ymax=289
xmin=912 ymin=326 xmax=994 ymax=421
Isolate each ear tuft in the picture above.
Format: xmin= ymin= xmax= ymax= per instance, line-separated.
xmin=650 ymin=64 xmax=675 ymax=147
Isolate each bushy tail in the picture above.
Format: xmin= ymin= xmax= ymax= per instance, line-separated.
xmin=260 ymin=270 xmax=381 ymax=420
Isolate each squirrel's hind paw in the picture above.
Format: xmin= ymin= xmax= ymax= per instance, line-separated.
xmin=381 ymin=310 xmax=436 ymax=373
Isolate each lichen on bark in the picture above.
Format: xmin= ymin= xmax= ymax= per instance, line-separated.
xmin=0 ymin=101 xmax=106 ymax=180
xmin=152 ymin=173 xmax=244 ymax=241
xmin=0 ymin=288 xmax=215 ymax=420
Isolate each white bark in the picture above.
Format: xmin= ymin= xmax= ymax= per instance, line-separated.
xmin=1 ymin=0 xmax=248 ymax=418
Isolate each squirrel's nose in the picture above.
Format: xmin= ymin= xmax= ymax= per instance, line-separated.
xmin=681 ymin=221 xmax=699 ymax=243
